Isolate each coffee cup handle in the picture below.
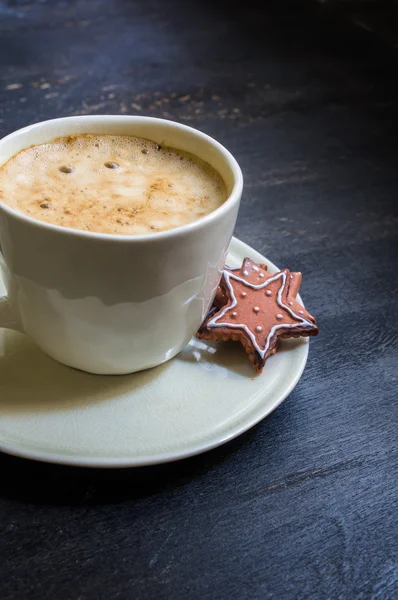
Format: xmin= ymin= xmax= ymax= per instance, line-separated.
xmin=0 ymin=295 xmax=23 ymax=332
xmin=0 ymin=246 xmax=24 ymax=333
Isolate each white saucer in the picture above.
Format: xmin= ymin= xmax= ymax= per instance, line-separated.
xmin=0 ymin=238 xmax=310 ymax=467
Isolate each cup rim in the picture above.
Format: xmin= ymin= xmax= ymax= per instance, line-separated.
xmin=0 ymin=115 xmax=243 ymax=243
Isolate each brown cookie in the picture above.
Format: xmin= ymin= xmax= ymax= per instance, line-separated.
xmin=213 ymin=262 xmax=269 ymax=307
xmin=198 ymin=257 xmax=318 ymax=372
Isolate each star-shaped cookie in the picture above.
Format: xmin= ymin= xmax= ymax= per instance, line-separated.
xmin=197 ymin=257 xmax=319 ymax=372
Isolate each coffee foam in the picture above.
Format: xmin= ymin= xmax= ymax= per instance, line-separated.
xmin=0 ymin=134 xmax=227 ymax=235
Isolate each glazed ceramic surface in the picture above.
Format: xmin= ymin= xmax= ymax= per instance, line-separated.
xmin=0 ymin=238 xmax=310 ymax=467
xmin=0 ymin=116 xmax=242 ymax=374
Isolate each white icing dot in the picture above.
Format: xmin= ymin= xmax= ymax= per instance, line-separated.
xmin=290 ymin=274 xmax=294 ymax=279
xmin=231 ymin=311 xmax=237 ymax=317
xmin=266 ymin=290 xmax=271 ymax=296
xmin=253 ymin=306 xmax=260 ymax=313
xmin=256 ymin=326 xmax=262 ymax=332
xmin=243 ymin=270 xmax=249 ymax=276
xmin=241 ymin=292 xmax=247 ymax=298
xmin=298 ymin=310 xmax=304 ymax=315
xmin=276 ymin=314 xmax=283 ymax=319
xmin=259 ymin=273 xmax=264 ymax=278
xmin=288 ymin=301 xmax=293 ymax=306
xmin=252 ymin=266 xmax=259 ymax=272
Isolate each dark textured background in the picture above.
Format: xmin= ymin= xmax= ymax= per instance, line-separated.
xmin=0 ymin=1 xmax=397 ymax=599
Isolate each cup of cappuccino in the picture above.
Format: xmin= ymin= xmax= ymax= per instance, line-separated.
xmin=0 ymin=116 xmax=242 ymax=374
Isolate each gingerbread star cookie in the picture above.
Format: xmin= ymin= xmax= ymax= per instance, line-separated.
xmin=197 ymin=257 xmax=318 ymax=372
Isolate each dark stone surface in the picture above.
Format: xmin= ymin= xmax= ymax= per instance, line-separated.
xmin=0 ymin=1 xmax=397 ymax=599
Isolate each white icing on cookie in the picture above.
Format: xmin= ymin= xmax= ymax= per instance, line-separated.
xmin=207 ymin=269 xmax=314 ymax=359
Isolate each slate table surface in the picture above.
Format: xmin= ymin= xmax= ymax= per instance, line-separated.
xmin=0 ymin=1 xmax=397 ymax=599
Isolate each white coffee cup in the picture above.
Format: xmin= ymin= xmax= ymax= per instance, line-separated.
xmin=0 ymin=115 xmax=242 ymax=374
